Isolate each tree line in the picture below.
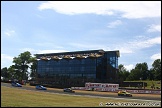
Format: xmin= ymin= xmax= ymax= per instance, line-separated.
xmin=1 ymin=51 xmax=37 ymax=81
xmin=118 ymin=59 xmax=161 ymax=81
xmin=1 ymin=51 xmax=161 ymax=82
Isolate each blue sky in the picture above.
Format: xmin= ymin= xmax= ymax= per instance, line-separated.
xmin=1 ymin=1 xmax=161 ymax=71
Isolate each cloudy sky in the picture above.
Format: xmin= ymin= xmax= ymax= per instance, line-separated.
xmin=1 ymin=1 xmax=161 ymax=71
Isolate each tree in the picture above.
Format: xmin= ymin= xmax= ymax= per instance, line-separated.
xmin=29 ymin=56 xmax=37 ymax=80
xmin=152 ymin=59 xmax=161 ymax=80
xmin=118 ymin=64 xmax=130 ymax=81
xmin=134 ymin=62 xmax=149 ymax=80
xmin=123 ymin=71 xmax=130 ymax=81
xmin=1 ymin=66 xmax=16 ymax=81
xmin=7 ymin=65 xmax=16 ymax=80
xmin=13 ymin=51 xmax=32 ymax=80
xmin=1 ymin=67 xmax=8 ymax=80
xmin=1 ymin=67 xmax=8 ymax=77
xmin=127 ymin=68 xmax=142 ymax=81
xmin=147 ymin=69 xmax=154 ymax=80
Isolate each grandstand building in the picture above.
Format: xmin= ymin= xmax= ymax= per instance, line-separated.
xmin=35 ymin=49 xmax=120 ymax=88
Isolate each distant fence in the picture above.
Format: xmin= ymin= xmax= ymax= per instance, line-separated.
xmin=119 ymin=82 xmax=147 ymax=87
xmin=71 ymin=87 xmax=161 ymax=94
xmin=121 ymin=89 xmax=161 ymax=94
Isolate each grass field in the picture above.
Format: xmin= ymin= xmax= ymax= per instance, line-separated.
xmin=1 ymin=86 xmax=160 ymax=107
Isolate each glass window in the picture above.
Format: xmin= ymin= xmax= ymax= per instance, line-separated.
xmin=37 ymin=51 xmax=118 ymax=80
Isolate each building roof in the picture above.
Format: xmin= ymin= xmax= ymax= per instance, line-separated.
xmin=35 ymin=49 xmax=120 ymax=59
xmin=105 ymin=50 xmax=120 ymax=57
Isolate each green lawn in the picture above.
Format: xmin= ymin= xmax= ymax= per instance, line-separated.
xmin=1 ymin=86 xmax=157 ymax=107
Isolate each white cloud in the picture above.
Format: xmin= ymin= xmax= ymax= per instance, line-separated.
xmin=117 ymin=47 xmax=133 ymax=54
xmin=69 ymin=36 xmax=161 ymax=55
xmin=35 ymin=43 xmax=64 ymax=49
xmin=150 ymin=53 xmax=161 ymax=60
xmin=37 ymin=50 xmax=68 ymax=54
xmin=19 ymin=48 xmax=37 ymax=54
xmin=1 ymin=54 xmax=13 ymax=68
xmin=126 ymin=36 xmax=161 ymax=50
xmin=114 ymin=36 xmax=161 ymax=55
xmin=20 ymin=48 xmax=68 ymax=55
xmin=124 ymin=64 xmax=134 ymax=71
xmin=4 ymin=29 xmax=15 ymax=36
xmin=69 ymin=43 xmax=111 ymax=51
xmin=107 ymin=20 xmax=122 ymax=28
xmin=147 ymin=24 xmax=161 ymax=32
xmin=38 ymin=1 xmax=114 ymax=15
xmin=38 ymin=1 xmax=161 ymax=19
xmin=135 ymin=36 xmax=161 ymax=48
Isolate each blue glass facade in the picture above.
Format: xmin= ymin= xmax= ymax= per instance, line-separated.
xmin=37 ymin=58 xmax=96 ymax=79
xmin=36 ymin=49 xmax=119 ymax=88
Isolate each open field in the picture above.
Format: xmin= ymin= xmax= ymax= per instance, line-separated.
xmin=1 ymin=86 xmax=160 ymax=107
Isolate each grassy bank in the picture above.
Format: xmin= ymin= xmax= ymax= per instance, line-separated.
xmin=1 ymin=86 xmax=155 ymax=107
